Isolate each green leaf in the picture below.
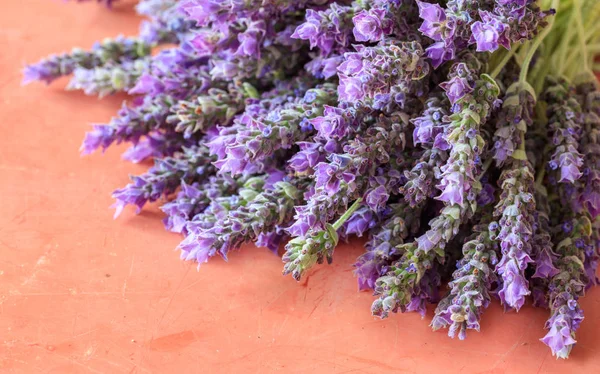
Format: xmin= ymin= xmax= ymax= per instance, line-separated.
xmin=443 ymin=205 xmax=461 ymax=220
xmin=480 ymin=74 xmax=500 ymax=95
xmin=241 ymin=83 xmax=259 ymax=99
xmin=511 ymin=149 xmax=528 ymax=160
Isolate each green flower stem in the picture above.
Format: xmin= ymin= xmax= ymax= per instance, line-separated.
xmin=489 ymin=47 xmax=518 ymax=80
xmin=332 ymin=198 xmax=363 ymax=231
xmin=520 ymin=0 xmax=559 ymax=89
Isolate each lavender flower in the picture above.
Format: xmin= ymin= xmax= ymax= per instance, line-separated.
xmin=214 ymin=84 xmax=338 ymax=176
xmin=161 ymin=175 xmax=241 ymax=234
xmin=531 ymin=186 xmax=560 ymax=281
xmin=470 ymin=2 xmax=551 ymax=53
xmin=23 ymin=36 xmax=151 ymax=85
xmin=168 ymin=83 xmax=250 ymax=137
xmin=544 ymin=77 xmax=584 ymax=184
xmin=112 ymin=145 xmax=215 ymax=218
xmin=66 ymin=58 xmax=149 ymax=97
xmin=401 ymin=93 xmax=450 ymax=207
xmin=337 ymin=41 xmax=430 ymax=107
xmin=493 ymin=83 xmax=536 ymax=166
xmin=417 ymin=0 xmax=549 ymax=66
xmin=80 ymin=95 xmax=176 ymax=155
xmin=493 ymin=161 xmax=536 ymax=310
xmin=292 ymin=3 xmax=355 ymax=56
xmin=432 ymin=219 xmax=499 ymax=339
xmin=371 ymin=67 xmax=500 ymax=318
xmin=288 ymin=111 xmax=410 ymax=237
xmin=352 ymin=8 xmax=393 ymax=43
xmin=541 ymin=216 xmax=591 ymax=359
xmin=283 ymin=197 xmax=363 ymax=281
xmin=184 ymin=174 xmax=306 ymax=264
xmin=354 ymin=203 xmax=423 ymax=291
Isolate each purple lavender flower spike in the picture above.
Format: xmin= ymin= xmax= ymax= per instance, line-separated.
xmin=432 ymin=219 xmax=499 ymax=338
xmin=354 ymin=203 xmax=423 ymax=291
xmin=337 ymin=41 xmax=430 ymax=108
xmin=493 ymin=83 xmax=536 ymax=166
xmin=168 ymin=84 xmax=249 ymax=137
xmin=371 ymin=62 xmax=500 ymax=318
xmin=182 ymin=175 xmax=307 ymax=263
xmin=161 ymin=175 xmax=241 ymax=234
xmin=112 ymin=145 xmax=215 ymax=218
xmin=288 ymin=110 xmax=410 ymax=238
xmin=256 ymin=230 xmax=287 ymax=254
xmin=215 ymin=84 xmax=338 ymax=176
xmin=23 ymin=36 xmax=151 ymax=85
xmin=292 ymin=4 xmax=355 ymax=56
xmin=343 ymin=206 xmax=375 ymax=238
xmin=416 ymin=0 xmax=549 ymax=66
xmin=544 ymin=77 xmax=584 ymax=184
xmin=493 ymin=161 xmax=536 ymax=310
xmin=401 ymin=93 xmax=450 ymax=208
xmin=179 ymin=194 xmax=244 ymax=267
xmin=352 ymin=8 xmax=392 ymax=43
xmin=66 ymin=58 xmax=149 ymax=97
xmin=541 ymin=217 xmax=591 ymax=359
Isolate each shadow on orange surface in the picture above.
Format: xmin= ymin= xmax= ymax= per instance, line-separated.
xmin=1 ymin=1 xmax=600 ymax=373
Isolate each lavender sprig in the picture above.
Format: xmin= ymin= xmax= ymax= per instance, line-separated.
xmin=288 ymin=110 xmax=410 ymax=237
xmin=181 ymin=173 xmax=306 ymax=264
xmin=167 ymin=83 xmax=253 ymax=137
xmin=23 ymin=36 xmax=151 ymax=85
xmin=354 ymin=203 xmax=423 ymax=291
xmin=493 ymin=160 xmax=536 ymax=310
xmin=283 ymin=197 xmax=363 ymax=281
xmin=292 ymin=3 xmax=356 ymax=56
xmin=160 ymin=174 xmax=242 ymax=234
xmin=544 ymin=77 xmax=585 ymax=184
xmin=112 ymin=145 xmax=215 ymax=218
xmin=66 ymin=58 xmax=150 ymax=97
xmin=371 ymin=68 xmax=500 ymax=318
xmin=80 ymin=94 xmax=176 ymax=155
xmin=337 ymin=40 xmax=430 ymax=109
xmin=492 ymin=83 xmax=536 ymax=166
xmin=401 ymin=93 xmax=450 ymax=208
xmin=541 ymin=216 xmax=591 ymax=359
xmin=431 ymin=219 xmax=499 ymax=339
xmin=215 ymin=84 xmax=338 ymax=176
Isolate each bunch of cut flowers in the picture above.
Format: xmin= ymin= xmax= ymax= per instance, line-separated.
xmin=26 ymin=0 xmax=600 ymax=359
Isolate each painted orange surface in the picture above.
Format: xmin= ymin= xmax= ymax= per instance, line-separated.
xmin=1 ymin=1 xmax=600 ymax=373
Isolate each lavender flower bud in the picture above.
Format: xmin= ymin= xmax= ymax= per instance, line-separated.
xmin=112 ymin=145 xmax=215 ymax=218
xmin=354 ymin=203 xmax=423 ymax=291
xmin=23 ymin=36 xmax=151 ymax=85
xmin=182 ymin=175 xmax=308 ymax=263
xmin=432 ymin=219 xmax=499 ymax=338
xmin=494 ymin=161 xmax=536 ymax=310
xmin=544 ymin=77 xmax=584 ymax=184
xmin=541 ymin=216 xmax=591 ymax=359
xmin=66 ymin=58 xmax=149 ymax=97
xmin=371 ymin=65 xmax=500 ymax=317
xmin=337 ymin=41 xmax=430 ymax=108
xmin=292 ymin=4 xmax=355 ymax=56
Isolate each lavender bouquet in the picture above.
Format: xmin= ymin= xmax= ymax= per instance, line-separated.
xmin=26 ymin=0 xmax=600 ymax=359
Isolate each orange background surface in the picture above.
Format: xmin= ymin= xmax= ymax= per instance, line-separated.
xmin=1 ymin=1 xmax=600 ymax=373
